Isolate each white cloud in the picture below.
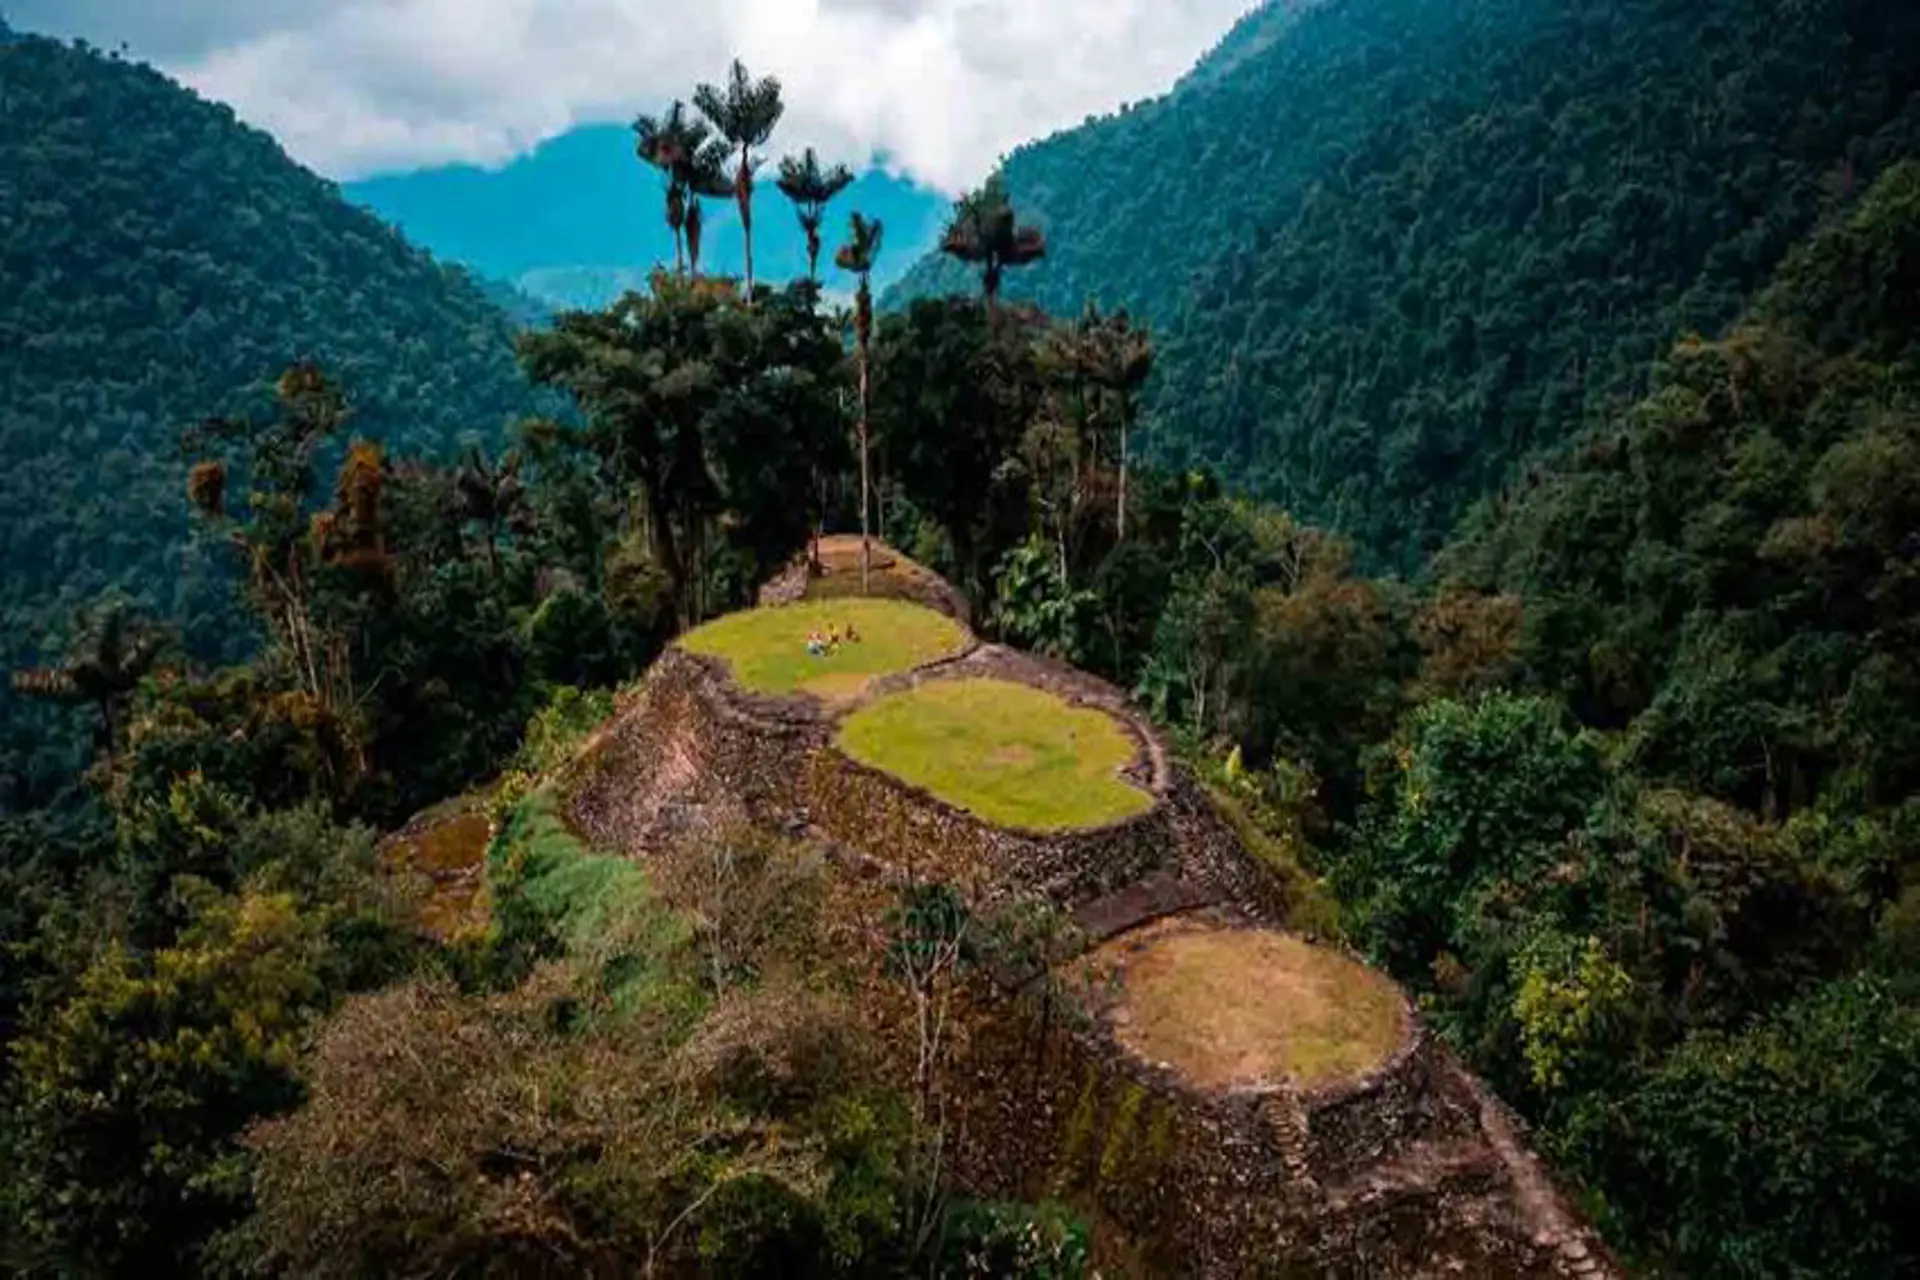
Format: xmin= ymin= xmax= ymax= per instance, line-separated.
xmin=10 ymin=0 xmax=1256 ymax=190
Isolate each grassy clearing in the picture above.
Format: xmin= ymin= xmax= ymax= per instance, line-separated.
xmin=680 ymin=598 xmax=969 ymax=702
xmin=1094 ymin=925 xmax=1407 ymax=1089
xmin=836 ymin=678 xmax=1152 ymax=832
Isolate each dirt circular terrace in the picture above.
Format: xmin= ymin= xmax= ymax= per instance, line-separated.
xmin=1077 ymin=916 xmax=1412 ymax=1092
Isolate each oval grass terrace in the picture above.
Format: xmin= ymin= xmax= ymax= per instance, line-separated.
xmin=836 ymin=678 xmax=1154 ymax=833
xmin=677 ymin=596 xmax=971 ymax=705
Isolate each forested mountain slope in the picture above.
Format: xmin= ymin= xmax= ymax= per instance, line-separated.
xmin=1447 ymin=158 xmax=1920 ymax=820
xmin=888 ymin=0 xmax=1920 ymax=569
xmin=1360 ymin=157 xmax=1920 ymax=1278
xmin=0 ymin=33 xmax=543 ymax=790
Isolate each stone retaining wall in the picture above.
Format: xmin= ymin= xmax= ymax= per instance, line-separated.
xmin=562 ymin=611 xmax=1615 ymax=1278
xmin=802 ymin=745 xmax=1178 ymax=912
xmin=943 ymin=976 xmax=1567 ymax=1278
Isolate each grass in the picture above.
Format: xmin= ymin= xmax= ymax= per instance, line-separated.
xmin=836 ymin=678 xmax=1153 ymax=832
xmin=487 ymin=789 xmax=701 ymax=1023
xmin=679 ymin=598 xmax=969 ymax=702
xmin=1090 ymin=923 xmax=1408 ymax=1089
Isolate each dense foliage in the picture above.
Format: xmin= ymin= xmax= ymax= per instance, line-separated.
xmin=869 ymin=157 xmax=1920 ymax=1275
xmin=888 ymin=0 xmax=1920 ymax=570
xmin=0 ymin=32 xmax=547 ymax=802
xmin=6 ymin=9 xmax=1920 ymax=1277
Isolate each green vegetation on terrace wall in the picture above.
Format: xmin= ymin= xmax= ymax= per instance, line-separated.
xmin=887 ymin=0 xmax=1920 ymax=569
xmin=0 ymin=33 xmax=546 ymax=796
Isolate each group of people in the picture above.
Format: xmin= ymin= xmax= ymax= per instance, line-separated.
xmin=805 ymin=621 xmax=861 ymax=657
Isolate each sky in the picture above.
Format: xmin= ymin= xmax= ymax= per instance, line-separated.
xmin=10 ymin=0 xmax=1257 ymax=191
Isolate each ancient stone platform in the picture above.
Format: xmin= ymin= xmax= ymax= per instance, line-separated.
xmin=565 ymin=552 xmax=1617 ymax=1278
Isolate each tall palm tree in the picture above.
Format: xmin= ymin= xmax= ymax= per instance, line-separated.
xmin=1087 ymin=308 xmax=1153 ymax=540
xmin=835 ymin=212 xmax=885 ymax=594
xmin=683 ymin=139 xmax=735 ymax=278
xmin=776 ymin=147 xmax=855 ymax=283
xmin=694 ymin=60 xmax=784 ymax=298
xmin=633 ymin=100 xmax=711 ymax=273
xmin=11 ymin=599 xmax=169 ymax=761
xmin=939 ymin=173 xmax=1046 ymax=309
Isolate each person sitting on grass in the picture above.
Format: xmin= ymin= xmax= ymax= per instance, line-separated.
xmin=844 ymin=620 xmax=861 ymax=644
xmin=824 ymin=625 xmax=842 ymax=654
xmin=806 ymin=630 xmax=826 ymax=657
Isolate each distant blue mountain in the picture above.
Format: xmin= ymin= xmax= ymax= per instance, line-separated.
xmin=346 ymin=124 xmax=950 ymax=310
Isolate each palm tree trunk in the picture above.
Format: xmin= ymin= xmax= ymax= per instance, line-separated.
xmin=859 ymin=339 xmax=872 ymax=596
xmin=1118 ymin=398 xmax=1131 ymax=543
xmin=737 ymin=150 xmax=754 ymax=297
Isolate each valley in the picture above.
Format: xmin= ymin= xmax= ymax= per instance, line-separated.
xmin=3 ymin=2 xmax=1919 ymax=1275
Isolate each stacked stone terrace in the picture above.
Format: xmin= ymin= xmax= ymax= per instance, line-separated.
xmin=567 ymin=540 xmax=1615 ymax=1278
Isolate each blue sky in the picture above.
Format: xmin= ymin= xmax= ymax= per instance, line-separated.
xmin=10 ymin=0 xmax=1256 ymax=190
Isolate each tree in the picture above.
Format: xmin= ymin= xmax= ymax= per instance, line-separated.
xmin=185 ymin=364 xmax=393 ymax=722
xmin=632 ymin=100 xmax=712 ymax=274
xmin=871 ymin=298 xmax=1041 ymax=599
xmin=453 ymin=446 xmax=527 ymax=578
xmin=836 ymin=211 xmax=885 ymax=593
xmin=10 ymin=598 xmax=169 ymax=761
xmin=520 ymin=276 xmax=845 ymax=628
xmin=777 ymin=147 xmax=856 ymax=283
xmin=694 ymin=59 xmax=785 ymax=298
xmin=683 ymin=138 xmax=735 ymax=279
xmin=1083 ymin=307 xmax=1152 ymax=540
xmin=5 ymin=890 xmax=331 ymax=1273
xmin=939 ymin=173 xmax=1047 ymax=309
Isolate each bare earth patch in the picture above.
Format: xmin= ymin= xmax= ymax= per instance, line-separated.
xmin=382 ymin=806 xmax=493 ymax=940
xmin=1085 ymin=921 xmax=1409 ymax=1090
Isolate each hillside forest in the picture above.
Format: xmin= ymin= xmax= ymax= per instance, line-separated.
xmin=3 ymin=3 xmax=1920 ymax=1277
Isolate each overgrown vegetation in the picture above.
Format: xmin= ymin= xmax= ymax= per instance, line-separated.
xmin=6 ymin=5 xmax=1920 ymax=1274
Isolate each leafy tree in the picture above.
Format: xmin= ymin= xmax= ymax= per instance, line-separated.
xmin=6 ymin=890 xmax=334 ymax=1273
xmin=1593 ymin=977 xmax=1920 ymax=1277
xmin=836 ymin=211 xmax=885 ymax=593
xmin=870 ymin=298 xmax=1040 ymax=598
xmin=694 ymin=59 xmax=786 ymax=298
xmin=1344 ymin=694 xmax=1607 ymax=975
xmin=520 ymin=275 xmax=846 ymax=626
xmin=453 ymin=445 xmax=528 ymax=578
xmin=777 ymin=147 xmax=856 ymax=282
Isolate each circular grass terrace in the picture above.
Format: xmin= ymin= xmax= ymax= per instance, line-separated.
xmin=1084 ymin=920 xmax=1409 ymax=1091
xmin=679 ymin=598 xmax=970 ymax=703
xmin=835 ymin=678 xmax=1153 ymax=832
